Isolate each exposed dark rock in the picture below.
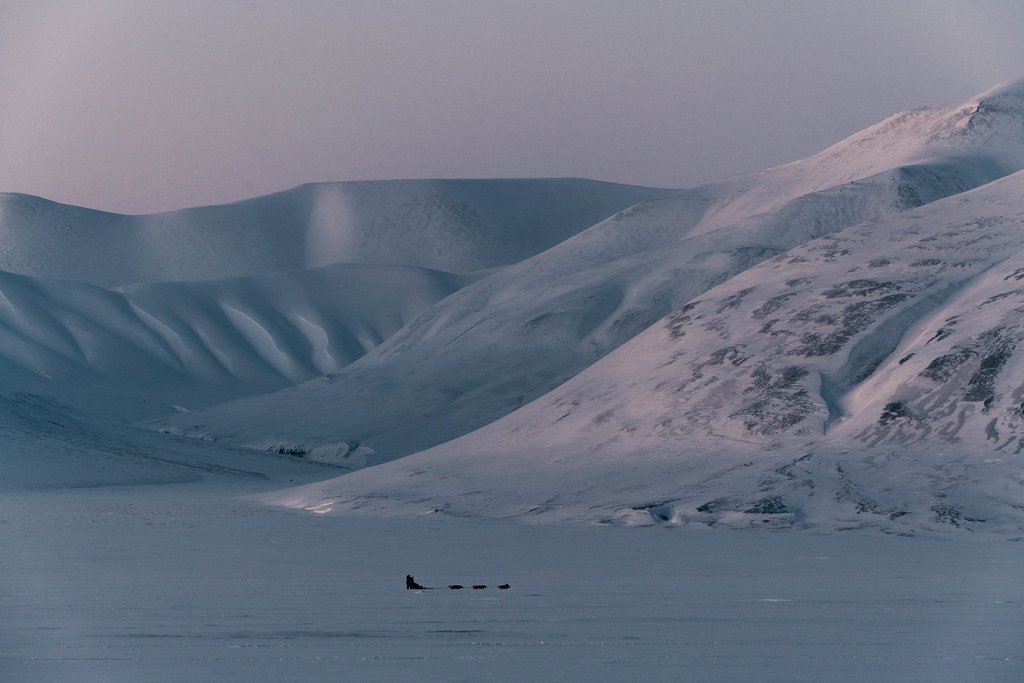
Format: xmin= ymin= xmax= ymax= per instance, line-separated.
xmin=792 ymin=303 xmax=827 ymax=323
xmin=792 ymin=294 xmax=910 ymax=357
xmin=716 ymin=287 xmax=756 ymax=313
xmin=732 ymin=364 xmax=813 ymax=435
xmin=744 ymin=497 xmax=788 ymax=515
xmin=979 ymin=289 xmax=1023 ymax=307
xmin=696 ymin=345 xmax=748 ymax=375
xmin=752 ymin=292 xmax=797 ymax=320
xmin=920 ymin=347 xmax=976 ymax=382
xmin=896 ymin=182 xmax=923 ymax=207
xmin=821 ymin=279 xmax=900 ymax=299
xmin=878 ymin=401 xmax=911 ymax=425
xmin=964 ymin=350 xmax=1016 ymax=412
xmin=931 ymin=503 xmax=986 ymax=527
xmin=665 ymin=301 xmax=701 ymax=339
xmin=927 ymin=318 xmax=958 ymax=343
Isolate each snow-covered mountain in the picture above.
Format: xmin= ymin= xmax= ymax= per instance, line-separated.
xmin=154 ymin=78 xmax=1024 ymax=473
xmin=262 ymin=167 xmax=1024 ymax=535
xmin=0 ymin=178 xmax=666 ymax=417
xmin=8 ymin=78 xmax=1024 ymax=535
xmin=0 ymin=178 xmax=669 ymax=287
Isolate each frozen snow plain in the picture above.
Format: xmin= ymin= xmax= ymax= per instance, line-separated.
xmin=4 ymin=468 xmax=1023 ymax=682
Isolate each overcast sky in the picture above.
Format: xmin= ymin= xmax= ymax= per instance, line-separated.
xmin=2 ymin=0 xmax=1024 ymax=214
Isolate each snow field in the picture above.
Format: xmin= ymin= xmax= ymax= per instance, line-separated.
xmin=2 ymin=479 xmax=1022 ymax=682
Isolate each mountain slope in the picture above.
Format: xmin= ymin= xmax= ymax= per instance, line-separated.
xmin=0 ymin=178 xmax=670 ymax=287
xmin=153 ymin=79 xmax=1024 ymax=467
xmin=261 ymin=168 xmax=1024 ymax=535
xmin=0 ymin=263 xmax=472 ymax=420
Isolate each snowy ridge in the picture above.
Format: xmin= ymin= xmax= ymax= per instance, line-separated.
xmin=157 ymin=80 xmax=1024 ymax=470
xmin=0 ymin=179 xmax=670 ymax=287
xmin=748 ymin=76 xmax=1024 ymax=202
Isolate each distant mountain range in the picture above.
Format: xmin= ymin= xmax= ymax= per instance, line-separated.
xmin=6 ymin=79 xmax=1024 ymax=534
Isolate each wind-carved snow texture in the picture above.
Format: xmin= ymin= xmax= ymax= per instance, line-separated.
xmin=0 ymin=264 xmax=473 ymax=418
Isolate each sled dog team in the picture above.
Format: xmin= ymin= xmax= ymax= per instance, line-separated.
xmin=406 ymin=574 xmax=510 ymax=590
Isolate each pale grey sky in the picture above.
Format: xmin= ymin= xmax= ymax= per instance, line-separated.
xmin=2 ymin=0 xmax=1024 ymax=214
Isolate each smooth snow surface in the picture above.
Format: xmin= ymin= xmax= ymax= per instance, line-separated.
xmin=0 ymin=179 xmax=670 ymax=287
xmin=3 ymin=480 xmax=1023 ymax=682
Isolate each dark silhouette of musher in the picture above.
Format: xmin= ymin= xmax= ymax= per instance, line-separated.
xmin=406 ymin=574 xmax=425 ymax=590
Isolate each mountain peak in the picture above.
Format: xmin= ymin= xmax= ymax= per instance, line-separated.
xmin=797 ymin=77 xmax=1024 ymax=184
xmin=945 ymin=77 xmax=1024 ymax=143
xmin=968 ymin=75 xmax=1024 ymax=106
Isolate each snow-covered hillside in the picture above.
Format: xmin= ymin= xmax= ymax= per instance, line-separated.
xmin=261 ymin=168 xmax=1024 ymax=535
xmin=0 ymin=178 xmax=667 ymax=420
xmin=0 ymin=178 xmax=669 ymax=287
xmin=155 ymin=79 xmax=1024 ymax=471
xmin=0 ymin=263 xmax=473 ymax=419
